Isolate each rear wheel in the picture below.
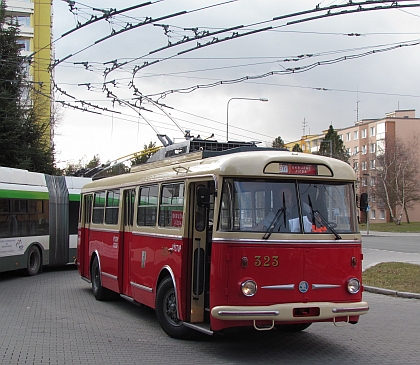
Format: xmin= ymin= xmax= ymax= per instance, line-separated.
xmin=275 ymin=323 xmax=312 ymax=332
xmin=155 ymin=277 xmax=194 ymax=339
xmin=91 ymin=256 xmax=112 ymax=301
xmin=27 ymin=245 xmax=41 ymax=276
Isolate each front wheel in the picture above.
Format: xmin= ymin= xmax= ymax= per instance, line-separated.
xmin=91 ymin=256 xmax=112 ymax=301
xmin=155 ymin=277 xmax=194 ymax=339
xmin=27 ymin=245 xmax=41 ymax=276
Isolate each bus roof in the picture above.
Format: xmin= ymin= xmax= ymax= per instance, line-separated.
xmin=82 ymin=149 xmax=356 ymax=192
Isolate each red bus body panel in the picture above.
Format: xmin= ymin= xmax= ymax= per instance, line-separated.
xmin=209 ymin=241 xmax=363 ymax=331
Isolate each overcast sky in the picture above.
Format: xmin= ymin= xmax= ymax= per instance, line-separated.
xmin=51 ymin=0 xmax=420 ymax=167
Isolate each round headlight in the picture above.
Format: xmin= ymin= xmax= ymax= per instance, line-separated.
xmin=241 ymin=280 xmax=257 ymax=297
xmin=347 ymin=278 xmax=360 ymax=294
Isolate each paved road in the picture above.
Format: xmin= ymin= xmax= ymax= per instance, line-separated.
xmin=362 ymin=231 xmax=420 ymax=270
xmin=1 ymin=266 xmax=420 ymax=365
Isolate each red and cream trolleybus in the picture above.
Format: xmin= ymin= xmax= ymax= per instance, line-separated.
xmin=77 ymin=140 xmax=369 ymax=339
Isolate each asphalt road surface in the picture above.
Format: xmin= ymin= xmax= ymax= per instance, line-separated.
xmin=1 ymin=266 xmax=419 ymax=365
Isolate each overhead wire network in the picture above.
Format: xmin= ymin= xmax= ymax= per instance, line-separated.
xmin=42 ymin=0 xmax=420 ymax=149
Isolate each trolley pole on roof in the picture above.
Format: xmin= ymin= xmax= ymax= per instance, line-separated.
xmin=226 ymin=97 xmax=268 ymax=141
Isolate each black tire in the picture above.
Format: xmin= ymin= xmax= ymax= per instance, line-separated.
xmin=275 ymin=323 xmax=312 ymax=332
xmin=27 ymin=245 xmax=41 ymax=276
xmin=91 ymin=256 xmax=111 ymax=301
xmin=155 ymin=277 xmax=194 ymax=339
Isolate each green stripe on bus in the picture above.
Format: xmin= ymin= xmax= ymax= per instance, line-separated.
xmin=0 ymin=189 xmax=49 ymax=200
xmin=69 ymin=194 xmax=81 ymax=202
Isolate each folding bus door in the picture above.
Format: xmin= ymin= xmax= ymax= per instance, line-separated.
xmin=189 ymin=181 xmax=214 ymax=323
xmin=121 ymin=188 xmax=135 ymax=296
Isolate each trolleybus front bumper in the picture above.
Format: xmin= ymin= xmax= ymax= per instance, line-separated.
xmin=211 ymin=301 xmax=369 ymax=322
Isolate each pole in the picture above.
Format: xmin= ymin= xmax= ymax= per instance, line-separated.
xmin=226 ymin=97 xmax=268 ymax=141
xmin=363 ymin=173 xmax=370 ymax=235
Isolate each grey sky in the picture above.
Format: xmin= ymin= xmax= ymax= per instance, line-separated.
xmin=52 ymin=0 xmax=420 ymax=166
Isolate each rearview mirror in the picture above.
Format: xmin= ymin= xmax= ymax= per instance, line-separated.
xmin=197 ymin=186 xmax=210 ymax=208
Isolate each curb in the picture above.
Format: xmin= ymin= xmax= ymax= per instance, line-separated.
xmin=364 ymin=285 xmax=420 ymax=299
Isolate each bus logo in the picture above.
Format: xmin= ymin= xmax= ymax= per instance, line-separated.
xmin=298 ymin=281 xmax=309 ymax=293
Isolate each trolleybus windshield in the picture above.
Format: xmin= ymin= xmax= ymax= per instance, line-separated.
xmin=219 ymin=179 xmax=357 ymax=234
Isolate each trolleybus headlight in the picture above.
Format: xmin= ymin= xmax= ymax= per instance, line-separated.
xmin=347 ymin=278 xmax=360 ymax=294
xmin=241 ymin=280 xmax=257 ymax=297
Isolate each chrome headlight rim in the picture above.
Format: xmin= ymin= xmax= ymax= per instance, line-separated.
xmin=347 ymin=278 xmax=361 ymax=294
xmin=241 ymin=280 xmax=257 ymax=297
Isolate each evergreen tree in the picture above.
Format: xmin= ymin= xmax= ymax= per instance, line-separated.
xmin=317 ymin=125 xmax=349 ymax=162
xmin=292 ymin=143 xmax=303 ymax=152
xmin=0 ymin=1 xmax=55 ymax=173
xmin=131 ymin=141 xmax=158 ymax=165
xmin=272 ymin=136 xmax=284 ymax=148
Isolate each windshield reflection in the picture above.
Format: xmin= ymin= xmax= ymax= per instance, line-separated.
xmin=219 ymin=179 xmax=357 ymax=234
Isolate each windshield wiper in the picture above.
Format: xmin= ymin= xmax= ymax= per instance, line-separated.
xmin=263 ymin=192 xmax=287 ymax=240
xmin=263 ymin=207 xmax=285 ymax=240
xmin=308 ymin=195 xmax=342 ymax=240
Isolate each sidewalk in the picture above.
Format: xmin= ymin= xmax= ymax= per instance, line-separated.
xmin=361 ymin=230 xmax=420 ymax=299
xmin=361 ymin=230 xmax=420 ymax=237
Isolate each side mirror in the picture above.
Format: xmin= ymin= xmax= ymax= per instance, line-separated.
xmin=197 ymin=186 xmax=210 ymax=208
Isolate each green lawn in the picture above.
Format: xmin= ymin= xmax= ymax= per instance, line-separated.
xmin=359 ymin=222 xmax=420 ymax=233
xmin=363 ymin=262 xmax=420 ymax=294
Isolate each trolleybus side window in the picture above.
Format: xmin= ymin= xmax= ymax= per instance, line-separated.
xmin=92 ymin=191 xmax=106 ymax=224
xmin=105 ymin=189 xmax=120 ymax=225
xmin=159 ymin=182 xmax=185 ymax=228
xmin=0 ymin=198 xmax=48 ymax=237
xmin=137 ymin=185 xmax=159 ymax=227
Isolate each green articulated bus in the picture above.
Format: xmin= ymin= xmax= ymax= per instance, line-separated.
xmin=0 ymin=167 xmax=90 ymax=275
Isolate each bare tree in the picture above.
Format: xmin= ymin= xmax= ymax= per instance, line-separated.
xmin=374 ymin=135 xmax=420 ymax=224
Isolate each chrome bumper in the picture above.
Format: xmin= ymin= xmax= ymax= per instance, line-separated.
xmin=211 ymin=301 xmax=369 ymax=321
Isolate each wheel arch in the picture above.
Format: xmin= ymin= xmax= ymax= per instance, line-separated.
xmin=89 ymin=250 xmax=101 ymax=280
xmin=156 ymin=265 xmax=178 ymax=312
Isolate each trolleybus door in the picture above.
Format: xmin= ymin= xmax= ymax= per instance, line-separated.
xmin=80 ymin=194 xmax=92 ymax=278
xmin=189 ymin=182 xmax=213 ymax=323
xmin=122 ymin=188 xmax=135 ymax=295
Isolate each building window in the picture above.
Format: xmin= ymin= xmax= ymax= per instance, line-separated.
xmin=362 ymin=161 xmax=367 ymax=170
xmin=370 ymin=177 xmax=375 ymax=186
xmin=339 ymin=134 xmax=343 ymax=141
xmin=362 ymin=145 xmax=367 ymax=155
xmin=17 ymin=39 xmax=30 ymax=51
xmin=346 ymin=132 xmax=351 ymax=142
xmin=379 ymin=210 xmax=385 ymax=220
xmin=371 ymin=209 xmax=376 ymax=220
xmin=347 ymin=148 xmax=351 ymax=155
xmin=362 ymin=129 xmax=367 ymax=138
xmin=370 ymin=159 xmax=376 ymax=169
xmin=354 ymin=146 xmax=359 ymax=155
xmin=354 ymin=131 xmax=358 ymax=140
xmin=370 ymin=143 xmax=376 ymax=153
xmin=362 ymin=177 xmax=367 ymax=186
xmin=353 ymin=161 xmax=358 ymax=171
xmin=370 ymin=126 xmax=376 ymax=136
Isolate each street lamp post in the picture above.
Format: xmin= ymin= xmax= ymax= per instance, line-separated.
xmin=226 ymin=97 xmax=268 ymax=141
xmin=363 ymin=173 xmax=370 ymax=235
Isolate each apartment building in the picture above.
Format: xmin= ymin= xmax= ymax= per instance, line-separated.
xmin=345 ymin=109 xmax=420 ymax=224
xmin=285 ymin=110 xmax=420 ymax=223
xmin=5 ymin=0 xmax=53 ymax=142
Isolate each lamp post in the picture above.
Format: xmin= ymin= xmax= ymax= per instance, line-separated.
xmin=226 ymin=97 xmax=268 ymax=141
xmin=363 ymin=173 xmax=370 ymax=235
